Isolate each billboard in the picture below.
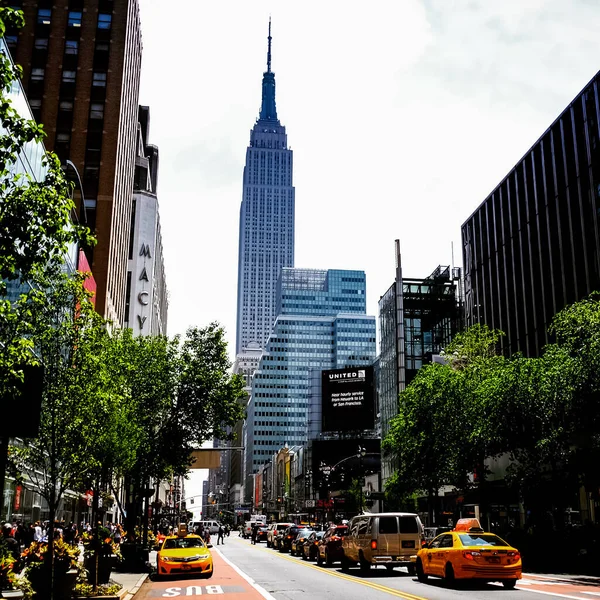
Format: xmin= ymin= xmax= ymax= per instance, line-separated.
xmin=321 ymin=366 xmax=374 ymax=433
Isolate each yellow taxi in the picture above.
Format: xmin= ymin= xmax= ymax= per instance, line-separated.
xmin=156 ymin=524 xmax=213 ymax=578
xmin=416 ymin=518 xmax=521 ymax=588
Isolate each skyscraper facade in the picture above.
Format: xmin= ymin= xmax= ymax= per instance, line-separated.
xmin=243 ymin=269 xmax=377 ymax=481
xmin=378 ymin=242 xmax=463 ymax=483
xmin=7 ymin=0 xmax=142 ymax=327
xmin=462 ymin=70 xmax=600 ymax=357
xmin=235 ymin=23 xmax=295 ymax=355
xmin=125 ymin=106 xmax=168 ymax=336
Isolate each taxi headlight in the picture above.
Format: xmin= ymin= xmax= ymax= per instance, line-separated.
xmin=159 ymin=555 xmax=175 ymax=562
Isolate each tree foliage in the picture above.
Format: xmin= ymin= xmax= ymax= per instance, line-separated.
xmin=383 ymin=304 xmax=600 ymax=521
xmin=0 ymin=6 xmax=93 ymax=392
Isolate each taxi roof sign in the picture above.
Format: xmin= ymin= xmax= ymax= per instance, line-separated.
xmin=177 ymin=523 xmax=188 ymax=537
xmin=454 ymin=518 xmax=484 ymax=532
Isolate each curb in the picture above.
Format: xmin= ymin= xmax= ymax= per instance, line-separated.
xmin=120 ymin=574 xmax=149 ymax=600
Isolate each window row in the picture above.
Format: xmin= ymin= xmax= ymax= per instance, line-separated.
xmin=37 ymin=9 xmax=112 ymax=29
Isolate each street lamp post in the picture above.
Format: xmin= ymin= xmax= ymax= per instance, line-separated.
xmin=358 ymin=446 xmax=366 ymax=513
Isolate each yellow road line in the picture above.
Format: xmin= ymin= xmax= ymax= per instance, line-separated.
xmin=247 ymin=541 xmax=428 ymax=600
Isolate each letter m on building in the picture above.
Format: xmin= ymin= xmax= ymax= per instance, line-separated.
xmin=139 ymin=243 xmax=152 ymax=258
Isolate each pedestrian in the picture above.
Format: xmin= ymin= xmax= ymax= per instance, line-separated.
xmin=33 ymin=521 xmax=43 ymax=542
xmin=217 ymin=524 xmax=224 ymax=545
xmin=2 ymin=524 xmax=20 ymax=565
xmin=225 ymin=524 xmax=230 ymax=537
xmin=251 ymin=523 xmax=257 ymax=545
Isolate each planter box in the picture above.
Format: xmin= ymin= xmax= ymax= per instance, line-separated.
xmin=73 ymin=596 xmax=119 ymax=600
xmin=85 ymin=555 xmax=117 ymax=585
xmin=27 ymin=567 xmax=78 ymax=600
xmin=1 ymin=591 xmax=25 ymax=599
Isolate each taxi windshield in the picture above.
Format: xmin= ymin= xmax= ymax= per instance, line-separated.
xmin=164 ymin=537 xmax=205 ymax=549
xmin=458 ymin=533 xmax=508 ymax=547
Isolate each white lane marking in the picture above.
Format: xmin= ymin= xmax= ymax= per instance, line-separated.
xmin=581 ymin=593 xmax=600 ymax=596
xmin=214 ymin=548 xmax=277 ymax=600
xmin=519 ymin=587 xmax=594 ymax=600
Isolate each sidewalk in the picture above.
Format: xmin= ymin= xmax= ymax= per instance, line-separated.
xmin=110 ymin=571 xmax=149 ymax=600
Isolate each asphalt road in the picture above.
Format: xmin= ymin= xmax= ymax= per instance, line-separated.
xmin=139 ymin=536 xmax=600 ymax=600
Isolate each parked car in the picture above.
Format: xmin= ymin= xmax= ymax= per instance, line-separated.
xmin=317 ymin=524 xmax=348 ymax=566
xmin=290 ymin=528 xmax=314 ymax=556
xmin=267 ymin=522 xmax=293 ymax=548
xmin=273 ymin=525 xmax=291 ymax=550
xmin=302 ymin=530 xmax=325 ymax=561
xmin=256 ymin=525 xmax=269 ymax=543
xmin=416 ymin=518 xmax=521 ymax=588
xmin=279 ymin=525 xmax=307 ymax=553
xmin=341 ymin=512 xmax=424 ymax=573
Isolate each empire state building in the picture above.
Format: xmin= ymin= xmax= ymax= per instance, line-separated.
xmin=235 ymin=23 xmax=295 ymax=355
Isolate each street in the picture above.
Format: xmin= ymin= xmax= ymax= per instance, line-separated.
xmin=136 ymin=536 xmax=600 ymax=599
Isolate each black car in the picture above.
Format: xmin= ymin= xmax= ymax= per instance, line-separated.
xmin=290 ymin=528 xmax=314 ymax=556
xmin=273 ymin=526 xmax=290 ymax=550
xmin=279 ymin=525 xmax=305 ymax=553
xmin=256 ymin=525 xmax=269 ymax=543
xmin=302 ymin=530 xmax=324 ymax=561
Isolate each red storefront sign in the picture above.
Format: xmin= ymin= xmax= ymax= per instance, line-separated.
xmin=14 ymin=485 xmax=22 ymax=511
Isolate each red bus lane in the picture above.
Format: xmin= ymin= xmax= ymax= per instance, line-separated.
xmin=515 ymin=574 xmax=600 ymax=599
xmin=135 ymin=549 xmax=274 ymax=600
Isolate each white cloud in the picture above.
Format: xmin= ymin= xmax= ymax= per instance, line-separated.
xmin=139 ymin=0 xmax=600 ymax=355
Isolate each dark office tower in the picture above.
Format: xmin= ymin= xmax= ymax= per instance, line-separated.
xmin=378 ymin=240 xmax=463 ymax=484
xmin=235 ymin=21 xmax=295 ymax=355
xmin=6 ymin=0 xmax=142 ymax=327
xmin=462 ymin=70 xmax=600 ymax=358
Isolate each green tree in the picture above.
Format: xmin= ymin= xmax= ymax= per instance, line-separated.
xmin=0 ymin=7 xmax=93 ymax=389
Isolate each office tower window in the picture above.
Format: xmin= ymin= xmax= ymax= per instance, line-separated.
xmin=5 ymin=35 xmax=18 ymax=51
xmin=29 ymin=98 xmax=42 ymax=110
xmin=90 ymin=103 xmax=104 ymax=119
xmin=30 ymin=67 xmax=45 ymax=81
xmin=92 ymin=72 xmax=107 ymax=87
xmin=34 ymin=38 xmax=48 ymax=50
xmin=37 ymin=9 xmax=51 ymax=25
xmin=59 ymin=100 xmax=74 ymax=111
xmin=64 ymin=40 xmax=78 ymax=55
xmin=97 ymin=14 xmax=112 ymax=29
xmin=54 ymin=133 xmax=70 ymax=161
xmin=62 ymin=70 xmax=76 ymax=83
xmin=68 ymin=11 xmax=82 ymax=27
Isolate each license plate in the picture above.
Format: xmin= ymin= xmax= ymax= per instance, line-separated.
xmin=487 ymin=557 xmax=500 ymax=564
xmin=181 ymin=564 xmax=192 ymax=569
xmin=402 ymin=541 xmax=415 ymax=548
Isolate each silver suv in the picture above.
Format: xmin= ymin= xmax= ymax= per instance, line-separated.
xmin=266 ymin=522 xmax=293 ymax=548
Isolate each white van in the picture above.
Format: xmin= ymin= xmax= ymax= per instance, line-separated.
xmin=188 ymin=520 xmax=221 ymax=535
xmin=342 ymin=512 xmax=424 ymax=573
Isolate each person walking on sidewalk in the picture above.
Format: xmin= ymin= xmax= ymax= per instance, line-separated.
xmin=251 ymin=523 xmax=258 ymax=545
xmin=217 ymin=524 xmax=225 ymax=545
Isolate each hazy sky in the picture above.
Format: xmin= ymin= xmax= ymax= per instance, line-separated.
xmin=137 ymin=0 xmax=600 ymax=506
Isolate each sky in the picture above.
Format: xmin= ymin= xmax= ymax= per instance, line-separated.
xmin=137 ymin=0 xmax=600 ymax=506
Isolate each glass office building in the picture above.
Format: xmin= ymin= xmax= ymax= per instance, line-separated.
xmin=243 ymin=269 xmax=376 ymax=478
xmin=462 ymin=70 xmax=600 ymax=357
xmin=378 ymin=242 xmax=463 ymax=484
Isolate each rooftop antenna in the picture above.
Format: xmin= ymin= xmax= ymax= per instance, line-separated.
xmin=267 ymin=17 xmax=272 ymax=73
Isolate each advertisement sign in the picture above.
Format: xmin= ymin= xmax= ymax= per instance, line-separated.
xmin=13 ymin=485 xmax=22 ymax=511
xmin=321 ymin=366 xmax=374 ymax=433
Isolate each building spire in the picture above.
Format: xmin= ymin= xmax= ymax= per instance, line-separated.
xmin=267 ymin=16 xmax=272 ymax=73
xmin=259 ymin=19 xmax=278 ymax=122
